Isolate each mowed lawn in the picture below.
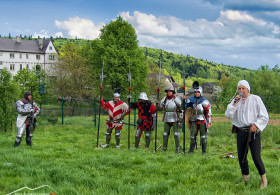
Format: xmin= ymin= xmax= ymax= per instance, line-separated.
xmin=0 ymin=115 xmax=279 ymax=195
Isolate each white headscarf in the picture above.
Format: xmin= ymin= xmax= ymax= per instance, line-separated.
xmin=237 ymin=80 xmax=250 ymax=92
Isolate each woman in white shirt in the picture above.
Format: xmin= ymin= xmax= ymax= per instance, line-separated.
xmin=225 ymin=80 xmax=269 ymax=189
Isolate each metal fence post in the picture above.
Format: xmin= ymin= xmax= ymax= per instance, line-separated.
xmin=62 ymin=96 xmax=64 ymax=125
xmin=94 ymin=96 xmax=97 ymax=127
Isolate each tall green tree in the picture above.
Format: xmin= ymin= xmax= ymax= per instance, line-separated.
xmin=13 ymin=68 xmax=40 ymax=100
xmin=50 ymin=41 xmax=93 ymax=100
xmin=89 ymin=16 xmax=148 ymax=98
xmin=0 ymin=69 xmax=20 ymax=132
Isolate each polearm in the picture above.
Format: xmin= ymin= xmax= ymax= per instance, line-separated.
xmin=154 ymin=59 xmax=164 ymax=153
xmin=127 ymin=58 xmax=132 ymax=149
xmin=96 ymin=60 xmax=106 ymax=148
xmin=182 ymin=70 xmax=187 ymax=153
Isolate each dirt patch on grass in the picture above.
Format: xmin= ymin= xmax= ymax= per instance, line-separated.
xmin=213 ymin=117 xmax=280 ymax=126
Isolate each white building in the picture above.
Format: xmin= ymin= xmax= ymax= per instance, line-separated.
xmin=0 ymin=36 xmax=58 ymax=76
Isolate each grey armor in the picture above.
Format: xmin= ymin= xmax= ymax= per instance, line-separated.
xmin=14 ymin=98 xmax=40 ymax=147
xmin=160 ymin=96 xmax=181 ymax=122
xmin=160 ymin=86 xmax=182 ymax=153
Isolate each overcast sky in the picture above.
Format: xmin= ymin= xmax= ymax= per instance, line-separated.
xmin=1 ymin=0 xmax=280 ymax=69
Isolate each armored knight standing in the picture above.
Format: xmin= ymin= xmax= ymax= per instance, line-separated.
xmin=130 ymin=92 xmax=156 ymax=149
xmin=14 ymin=91 xmax=40 ymax=147
xmin=184 ymin=81 xmax=212 ymax=154
xmin=160 ymin=86 xmax=183 ymax=153
xmin=100 ymin=89 xmax=130 ymax=149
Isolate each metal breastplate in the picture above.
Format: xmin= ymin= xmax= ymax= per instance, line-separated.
xmin=163 ymin=99 xmax=178 ymax=122
xmin=192 ymin=103 xmax=205 ymax=121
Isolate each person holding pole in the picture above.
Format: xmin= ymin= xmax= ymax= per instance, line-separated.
xmin=14 ymin=91 xmax=40 ymax=147
xmin=130 ymin=92 xmax=156 ymax=149
xmin=159 ymin=86 xmax=182 ymax=153
xmin=183 ymin=81 xmax=212 ymax=154
xmin=100 ymin=89 xmax=130 ymax=149
xmin=225 ymin=80 xmax=269 ymax=189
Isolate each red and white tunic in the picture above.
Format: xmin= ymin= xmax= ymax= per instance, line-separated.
xmin=101 ymin=100 xmax=130 ymax=130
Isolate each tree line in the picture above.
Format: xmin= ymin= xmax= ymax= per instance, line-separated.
xmin=1 ymin=16 xmax=280 ymax=131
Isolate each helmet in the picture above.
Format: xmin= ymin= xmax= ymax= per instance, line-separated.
xmin=138 ymin=92 xmax=148 ymax=100
xmin=24 ymin=91 xmax=32 ymax=100
xmin=192 ymin=81 xmax=203 ymax=96
xmin=164 ymin=86 xmax=176 ymax=94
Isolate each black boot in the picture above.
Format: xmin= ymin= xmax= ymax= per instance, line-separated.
xmin=26 ymin=136 xmax=32 ymax=146
xmin=14 ymin=140 xmax=21 ymax=147
xmin=202 ymin=143 xmax=207 ymax=154
xmin=14 ymin=136 xmax=22 ymax=147
xmin=188 ymin=143 xmax=195 ymax=154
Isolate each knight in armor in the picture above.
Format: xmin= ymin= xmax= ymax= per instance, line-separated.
xmin=130 ymin=92 xmax=156 ymax=149
xmin=14 ymin=91 xmax=40 ymax=147
xmin=184 ymin=81 xmax=212 ymax=154
xmin=100 ymin=89 xmax=130 ymax=149
xmin=159 ymin=86 xmax=183 ymax=153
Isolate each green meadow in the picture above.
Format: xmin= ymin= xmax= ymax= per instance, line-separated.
xmin=0 ymin=115 xmax=279 ymax=195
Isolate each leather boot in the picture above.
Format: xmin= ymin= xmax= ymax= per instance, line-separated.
xmin=26 ymin=136 xmax=32 ymax=146
xmin=260 ymin=174 xmax=267 ymax=189
xmin=14 ymin=137 xmax=22 ymax=147
xmin=188 ymin=143 xmax=195 ymax=154
xmin=242 ymin=174 xmax=250 ymax=183
xmin=202 ymin=143 xmax=207 ymax=154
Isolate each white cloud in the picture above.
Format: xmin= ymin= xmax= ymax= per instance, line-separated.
xmin=120 ymin=10 xmax=280 ymax=69
xmin=54 ymin=32 xmax=64 ymax=38
xmin=55 ymin=16 xmax=105 ymax=40
xmin=33 ymin=29 xmax=51 ymax=38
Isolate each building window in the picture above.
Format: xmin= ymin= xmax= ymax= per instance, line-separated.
xmin=0 ymin=61 xmax=2 ymax=65
xmin=49 ymin=55 xmax=55 ymax=60
xmin=10 ymin=53 xmax=15 ymax=59
xmin=27 ymin=64 xmax=29 ymax=70
xmin=36 ymin=55 xmax=41 ymax=60
xmin=20 ymin=54 xmax=22 ymax=59
xmin=20 ymin=64 xmax=22 ymax=70
xmin=10 ymin=64 xmax=15 ymax=71
xmin=26 ymin=54 xmax=29 ymax=59
xmin=0 ymin=52 xmax=3 ymax=56
xmin=49 ymin=46 xmax=53 ymax=50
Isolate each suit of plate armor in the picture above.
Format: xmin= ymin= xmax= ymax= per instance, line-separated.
xmin=14 ymin=92 xmax=40 ymax=147
xmin=185 ymin=86 xmax=211 ymax=154
xmin=131 ymin=92 xmax=156 ymax=149
xmin=160 ymin=86 xmax=183 ymax=153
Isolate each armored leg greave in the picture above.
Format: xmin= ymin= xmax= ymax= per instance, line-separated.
xmin=145 ymin=131 xmax=152 ymax=148
xmin=163 ymin=131 xmax=169 ymax=151
xmin=200 ymin=123 xmax=207 ymax=154
xmin=173 ymin=122 xmax=180 ymax=153
xmin=115 ymin=129 xmax=121 ymax=149
xmin=101 ymin=128 xmax=113 ymax=148
xmin=135 ymin=129 xmax=142 ymax=148
xmin=162 ymin=123 xmax=171 ymax=151
xmin=14 ymin=123 xmax=27 ymax=147
xmin=188 ymin=143 xmax=196 ymax=153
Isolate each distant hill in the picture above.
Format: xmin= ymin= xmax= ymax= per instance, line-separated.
xmin=4 ymin=36 xmax=251 ymax=81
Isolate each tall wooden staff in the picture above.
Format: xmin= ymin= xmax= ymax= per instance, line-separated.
xmin=96 ymin=61 xmax=106 ymax=148
xmin=182 ymin=71 xmax=187 ymax=153
xmin=127 ymin=59 xmax=132 ymax=149
xmin=154 ymin=60 xmax=164 ymax=153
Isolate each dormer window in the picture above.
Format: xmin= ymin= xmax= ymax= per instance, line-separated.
xmin=49 ymin=46 xmax=53 ymax=50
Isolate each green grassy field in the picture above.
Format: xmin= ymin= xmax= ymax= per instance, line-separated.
xmin=0 ymin=116 xmax=279 ymax=195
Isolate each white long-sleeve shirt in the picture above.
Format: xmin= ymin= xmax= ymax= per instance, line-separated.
xmin=225 ymin=94 xmax=269 ymax=131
